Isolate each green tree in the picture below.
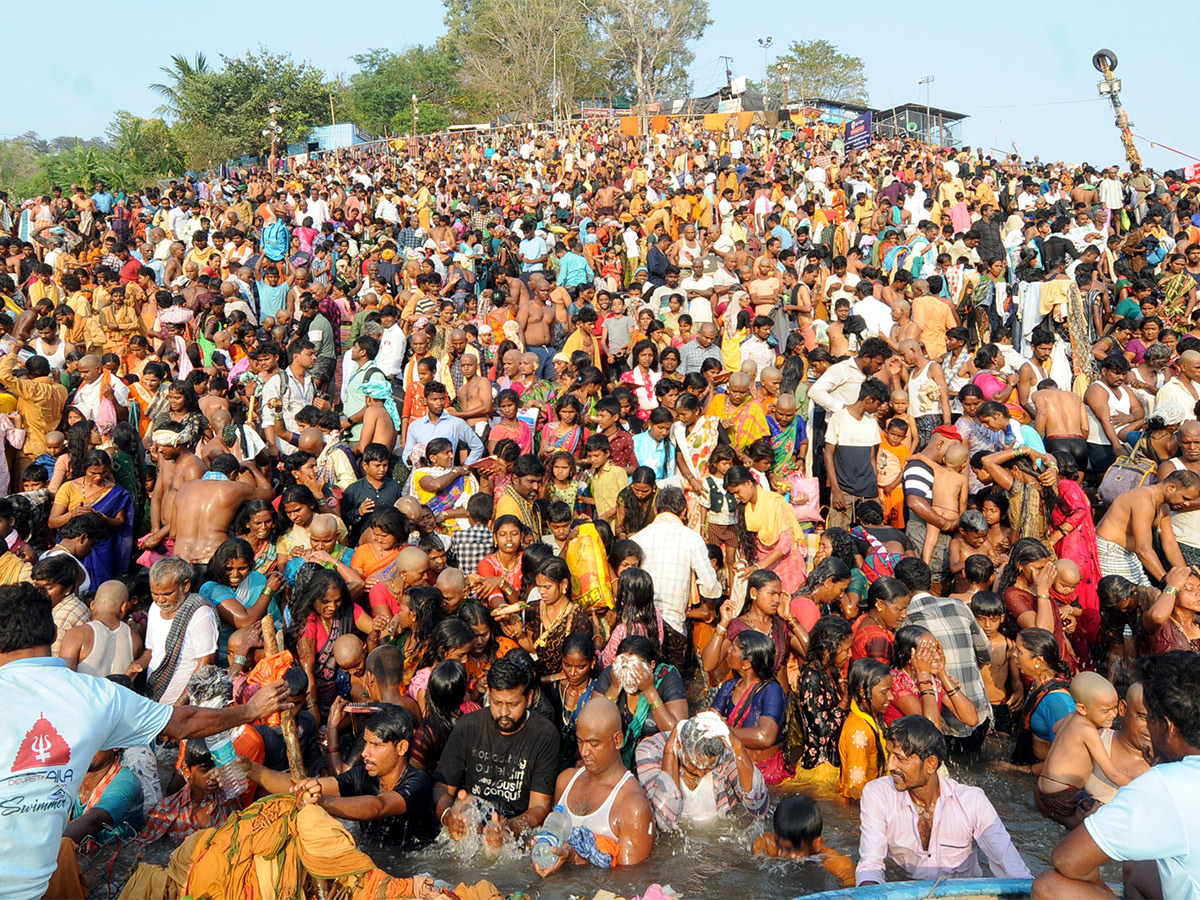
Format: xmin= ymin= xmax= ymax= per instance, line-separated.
xmin=149 ymin=53 xmax=211 ymax=118
xmin=444 ymin=0 xmax=602 ymax=122
xmin=0 ymin=140 xmax=40 ymax=196
xmin=765 ymin=39 xmax=867 ymax=106
xmin=171 ymin=49 xmax=332 ymax=166
xmin=584 ymin=0 xmax=711 ymax=113
xmin=349 ymin=44 xmax=467 ymax=136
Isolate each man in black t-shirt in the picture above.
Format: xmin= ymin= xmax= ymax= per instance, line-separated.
xmin=245 ymin=704 xmax=435 ymax=846
xmin=434 ymin=655 xmax=559 ymax=845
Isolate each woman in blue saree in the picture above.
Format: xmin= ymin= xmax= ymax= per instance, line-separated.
xmin=48 ymin=449 xmax=134 ymax=587
xmin=199 ymin=537 xmax=284 ymax=665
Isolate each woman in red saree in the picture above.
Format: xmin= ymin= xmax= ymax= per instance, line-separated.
xmin=1046 ymin=453 xmax=1101 ymax=660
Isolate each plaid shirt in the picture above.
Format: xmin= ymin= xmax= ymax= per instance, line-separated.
xmin=141 ymin=783 xmax=238 ymax=843
xmin=396 ymin=226 xmax=425 ymax=253
xmin=904 ymin=593 xmax=993 ymax=738
xmin=52 ymin=594 xmax=90 ymax=655
xmin=678 ymin=338 xmax=724 ymax=376
xmin=631 ymin=513 xmax=721 ymax=633
xmin=449 ymin=523 xmax=497 ymax=575
xmin=635 ymin=730 xmax=768 ymax=830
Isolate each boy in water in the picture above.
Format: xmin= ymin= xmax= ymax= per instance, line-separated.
xmin=1081 ymin=681 xmax=1152 ymax=804
xmin=753 ymin=794 xmax=854 ymax=887
xmin=948 ymin=509 xmax=992 ymax=590
xmin=969 ymin=590 xmax=1021 ymax=733
xmin=921 ymin=442 xmax=969 ymax=567
xmin=1035 ymin=671 xmax=1129 ymax=828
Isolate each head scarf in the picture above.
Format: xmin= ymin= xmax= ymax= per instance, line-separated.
xmin=362 ymin=380 xmax=402 ymax=429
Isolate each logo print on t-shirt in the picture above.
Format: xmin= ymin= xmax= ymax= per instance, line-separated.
xmin=12 ymin=715 xmax=70 ymax=771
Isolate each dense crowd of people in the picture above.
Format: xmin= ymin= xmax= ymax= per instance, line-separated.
xmin=3 ymin=117 xmax=1200 ymax=900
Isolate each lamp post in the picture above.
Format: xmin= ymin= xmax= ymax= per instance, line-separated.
xmin=757 ymin=36 xmax=773 ymax=92
xmin=412 ymin=93 xmax=419 ymax=139
xmin=781 ymin=61 xmax=790 ymax=110
xmin=263 ymin=99 xmax=282 ymax=169
xmin=1093 ymin=49 xmax=1140 ymax=167
xmin=919 ymin=76 xmax=934 ymax=144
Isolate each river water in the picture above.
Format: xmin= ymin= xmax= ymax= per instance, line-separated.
xmin=370 ymin=735 xmax=1106 ymax=900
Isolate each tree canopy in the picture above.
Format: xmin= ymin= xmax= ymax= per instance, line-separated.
xmin=765 ymin=40 xmax=868 ymax=106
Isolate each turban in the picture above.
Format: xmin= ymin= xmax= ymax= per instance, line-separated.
xmin=152 ymin=429 xmax=184 ymax=447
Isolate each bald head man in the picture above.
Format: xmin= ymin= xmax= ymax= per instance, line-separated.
xmin=297 ymin=426 xmax=325 ymax=455
xmin=310 ymin=513 xmax=340 ymax=538
xmin=394 ymin=546 xmax=430 ymax=589
xmin=437 ymin=568 xmax=467 ymax=615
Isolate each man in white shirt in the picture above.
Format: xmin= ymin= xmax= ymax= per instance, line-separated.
xmin=1032 ymin=652 xmax=1200 ymax=900
xmin=260 ymin=340 xmax=316 ymax=454
xmin=810 ymin=337 xmax=894 ymax=414
xmin=679 ymin=259 xmax=715 ymax=324
xmin=72 ymin=355 xmax=129 ymax=421
xmin=0 ymin=582 xmax=290 ymax=900
xmin=631 ymin=488 xmax=720 ymax=667
xmin=858 ymin=716 xmax=1030 ymax=886
xmin=376 ymin=310 xmax=408 ymax=379
xmin=853 ymin=282 xmax=895 ymax=339
xmin=740 ymin=316 xmax=776 ymax=376
xmin=144 ymin=558 xmax=219 ymax=706
xmin=375 ymin=188 xmax=401 ymax=229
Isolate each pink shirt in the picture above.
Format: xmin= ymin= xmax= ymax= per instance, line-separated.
xmin=856 ymin=775 xmax=1030 ymax=885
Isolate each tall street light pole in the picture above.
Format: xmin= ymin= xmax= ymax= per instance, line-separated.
xmin=919 ymin=76 xmax=934 ymax=144
xmin=757 ymin=36 xmax=773 ymax=95
xmin=1093 ymin=49 xmax=1140 ymax=167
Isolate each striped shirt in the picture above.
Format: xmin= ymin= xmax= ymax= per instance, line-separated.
xmin=902 ymin=458 xmax=936 ymax=501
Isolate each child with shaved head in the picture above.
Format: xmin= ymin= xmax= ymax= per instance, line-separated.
xmin=1036 ymin=671 xmax=1130 ymax=828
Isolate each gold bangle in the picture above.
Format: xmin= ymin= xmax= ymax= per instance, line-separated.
xmin=648 ymin=698 xmax=664 ymax=712
xmin=1164 ymin=585 xmax=1180 ymax=598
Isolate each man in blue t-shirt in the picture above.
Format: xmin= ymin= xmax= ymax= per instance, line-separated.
xmin=1032 ymin=652 xmax=1200 ymax=900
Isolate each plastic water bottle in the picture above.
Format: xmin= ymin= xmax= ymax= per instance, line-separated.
xmin=530 ymin=810 xmax=571 ymax=869
xmin=205 ymin=730 xmax=248 ymax=799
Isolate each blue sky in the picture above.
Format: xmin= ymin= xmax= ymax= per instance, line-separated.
xmin=6 ymin=0 xmax=1192 ymax=171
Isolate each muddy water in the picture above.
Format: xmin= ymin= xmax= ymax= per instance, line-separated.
xmin=370 ymin=736 xmax=1111 ymax=900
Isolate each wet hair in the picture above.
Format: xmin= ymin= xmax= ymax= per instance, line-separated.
xmin=32 ymin=554 xmax=78 ymax=589
xmin=804 ymin=615 xmax=852 ymax=673
xmin=420 ymin=617 xmax=474 ymax=669
xmin=801 ymin=557 xmax=851 ymax=599
xmin=890 ymin=624 xmax=932 ymax=670
xmin=233 ymin=499 xmax=278 ymax=541
xmin=822 ymin=527 xmax=860 ymax=572
xmin=733 ymin=628 xmax=776 ymax=682
xmin=893 ymin=557 xmax=932 ymax=593
xmin=1016 ymin=627 xmax=1070 ymax=676
xmin=963 ymin=554 xmax=996 ymax=586
xmin=887 ymin=715 xmax=947 ymax=767
xmin=363 ymin=703 xmax=415 ymax=746
xmin=865 ymin=575 xmax=910 ymax=615
xmin=1140 ymin=652 xmax=1200 ymax=750
xmin=616 ymin=568 xmax=659 ymax=656
xmin=58 ymin=511 xmax=106 ymax=543
xmin=488 ymin=654 xmax=529 ymax=694
xmin=847 ymin=658 xmax=890 ymax=773
xmin=969 ymin=590 xmax=1005 ymax=618
xmin=773 ymin=794 xmax=823 ymax=848
xmin=425 ymin=659 xmax=470 ymax=745
xmin=0 ymin=583 xmax=56 ymax=652
xmin=615 ymin=633 xmax=658 ymax=665
xmin=996 ymin=537 xmax=1053 ymax=596
xmin=286 ymin=569 xmax=355 ymax=652
xmin=371 ymin=508 xmax=412 ymax=543
xmin=206 ymin=538 xmax=255 ymax=586
xmin=366 ymin=645 xmax=405 ymax=689
xmin=959 ymin=509 xmax=988 ymax=533
xmin=854 ymin=500 xmax=885 ymax=526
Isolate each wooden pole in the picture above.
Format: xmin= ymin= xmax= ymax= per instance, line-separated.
xmin=260 ymin=614 xmax=305 ymax=781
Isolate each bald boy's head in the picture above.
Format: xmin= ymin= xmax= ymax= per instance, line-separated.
xmin=93 ymin=580 xmax=129 ymax=613
xmin=1071 ymin=671 xmax=1118 ymax=708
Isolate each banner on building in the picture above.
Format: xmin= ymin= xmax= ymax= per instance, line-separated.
xmin=580 ymin=107 xmax=618 ymax=118
xmin=844 ymin=112 xmax=873 ymax=150
xmin=717 ymin=98 xmax=742 ymax=114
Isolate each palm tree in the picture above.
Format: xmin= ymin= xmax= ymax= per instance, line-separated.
xmin=149 ymin=53 xmax=210 ymax=118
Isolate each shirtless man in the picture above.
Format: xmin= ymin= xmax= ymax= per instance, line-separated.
xmin=163 ymin=241 xmax=186 ymax=287
xmin=197 ymin=377 xmax=229 ymax=420
xmin=1034 ymin=379 xmax=1090 ymax=473
xmin=1094 ymin=468 xmax=1200 ymax=586
xmin=450 ymin=351 xmax=493 ymax=433
xmin=1014 ymin=329 xmax=1053 ymax=410
xmin=355 ymin=389 xmax=398 ymax=457
xmin=517 ymin=282 xmax=555 ymax=376
xmin=1036 ymin=672 xmax=1128 ymax=829
xmin=533 ymin=698 xmax=655 ymax=876
xmin=170 ymin=454 xmax=274 ymax=564
xmin=143 ymin=422 xmax=208 ymax=553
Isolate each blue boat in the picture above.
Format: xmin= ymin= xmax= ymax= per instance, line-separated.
xmin=794 ymin=878 xmax=1039 ymax=900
